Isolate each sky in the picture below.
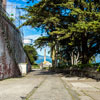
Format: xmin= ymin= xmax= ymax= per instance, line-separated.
xmin=5 ymin=0 xmax=100 ymax=62
xmin=7 ymin=0 xmax=50 ymax=56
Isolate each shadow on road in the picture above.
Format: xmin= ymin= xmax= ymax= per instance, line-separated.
xmin=32 ymin=69 xmax=57 ymax=76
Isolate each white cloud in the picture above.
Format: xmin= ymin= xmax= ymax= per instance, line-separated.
xmin=24 ymin=35 xmax=41 ymax=41
xmin=24 ymin=35 xmax=50 ymax=56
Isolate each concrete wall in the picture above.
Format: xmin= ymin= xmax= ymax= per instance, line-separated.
xmin=19 ymin=63 xmax=29 ymax=76
xmin=0 ymin=10 xmax=31 ymax=80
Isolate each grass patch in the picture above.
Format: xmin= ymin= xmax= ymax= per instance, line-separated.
xmin=32 ymin=64 xmax=40 ymax=69
xmin=42 ymin=67 xmax=49 ymax=70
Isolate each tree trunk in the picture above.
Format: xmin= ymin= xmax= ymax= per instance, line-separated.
xmin=71 ymin=51 xmax=74 ymax=65
xmin=81 ymin=32 xmax=89 ymax=64
xmin=74 ymin=52 xmax=79 ymax=65
xmin=51 ymin=46 xmax=56 ymax=67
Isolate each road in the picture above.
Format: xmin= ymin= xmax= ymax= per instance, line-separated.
xmin=0 ymin=70 xmax=79 ymax=100
xmin=0 ymin=69 xmax=100 ymax=100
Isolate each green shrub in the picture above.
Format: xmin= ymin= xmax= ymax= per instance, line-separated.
xmin=32 ymin=64 xmax=40 ymax=69
xmin=24 ymin=45 xmax=38 ymax=65
xmin=97 ymin=66 xmax=100 ymax=72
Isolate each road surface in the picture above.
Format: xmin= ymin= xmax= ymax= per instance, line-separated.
xmin=0 ymin=70 xmax=79 ymax=100
xmin=0 ymin=69 xmax=100 ymax=100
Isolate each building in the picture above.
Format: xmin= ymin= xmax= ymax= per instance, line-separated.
xmin=0 ymin=1 xmax=31 ymax=79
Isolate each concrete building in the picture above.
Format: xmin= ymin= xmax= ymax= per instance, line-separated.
xmin=0 ymin=3 xmax=31 ymax=79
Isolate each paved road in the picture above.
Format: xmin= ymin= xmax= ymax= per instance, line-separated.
xmin=1 ymin=70 xmax=100 ymax=100
xmin=61 ymin=76 xmax=100 ymax=100
xmin=28 ymin=71 xmax=74 ymax=100
xmin=0 ymin=70 xmax=79 ymax=100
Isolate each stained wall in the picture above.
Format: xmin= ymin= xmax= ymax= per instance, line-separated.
xmin=0 ymin=10 xmax=31 ymax=80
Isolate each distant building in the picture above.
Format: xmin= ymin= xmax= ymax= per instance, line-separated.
xmin=43 ymin=61 xmax=52 ymax=67
xmin=23 ymin=38 xmax=33 ymax=46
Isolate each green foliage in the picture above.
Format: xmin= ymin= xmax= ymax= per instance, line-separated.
xmin=42 ymin=67 xmax=49 ymax=70
xmin=9 ymin=17 xmax=15 ymax=22
xmin=24 ymin=45 xmax=38 ymax=65
xmin=20 ymin=0 xmax=100 ymax=66
xmin=57 ymin=63 xmax=100 ymax=71
xmin=77 ymin=64 xmax=93 ymax=69
xmin=32 ymin=64 xmax=40 ymax=69
xmin=34 ymin=36 xmax=52 ymax=48
xmin=97 ymin=66 xmax=100 ymax=72
xmin=72 ymin=63 xmax=100 ymax=70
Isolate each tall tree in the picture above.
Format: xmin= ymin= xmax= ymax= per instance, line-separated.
xmin=20 ymin=0 xmax=68 ymax=66
xmin=20 ymin=0 xmax=100 ymax=65
xmin=50 ymin=0 xmax=100 ymax=64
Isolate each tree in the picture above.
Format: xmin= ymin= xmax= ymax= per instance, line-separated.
xmin=50 ymin=0 xmax=100 ymax=64
xmin=20 ymin=0 xmax=67 ymax=67
xmin=20 ymin=0 xmax=100 ymax=66
xmin=24 ymin=45 xmax=38 ymax=65
xmin=67 ymin=0 xmax=100 ymax=64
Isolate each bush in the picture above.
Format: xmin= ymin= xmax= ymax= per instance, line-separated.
xmin=97 ymin=66 xmax=100 ymax=72
xmin=24 ymin=45 xmax=38 ymax=65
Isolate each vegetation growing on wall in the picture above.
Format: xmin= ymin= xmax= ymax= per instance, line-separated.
xmin=9 ymin=17 xmax=15 ymax=22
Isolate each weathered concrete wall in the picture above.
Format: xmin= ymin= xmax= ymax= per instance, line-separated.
xmin=0 ymin=10 xmax=31 ymax=80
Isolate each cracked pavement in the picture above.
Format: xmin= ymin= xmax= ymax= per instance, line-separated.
xmin=0 ymin=69 xmax=100 ymax=100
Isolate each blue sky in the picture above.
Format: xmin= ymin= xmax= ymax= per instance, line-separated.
xmin=6 ymin=0 xmax=100 ymax=63
xmin=7 ymin=0 xmax=50 ymax=56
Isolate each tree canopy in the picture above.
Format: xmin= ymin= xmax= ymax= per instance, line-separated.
xmin=20 ymin=0 xmax=100 ymax=66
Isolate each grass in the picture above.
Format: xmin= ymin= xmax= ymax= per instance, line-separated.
xmin=32 ymin=64 xmax=40 ymax=69
xmin=42 ymin=67 xmax=49 ymax=70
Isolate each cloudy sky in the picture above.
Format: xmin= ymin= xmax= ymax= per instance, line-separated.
xmin=7 ymin=0 xmax=50 ymax=56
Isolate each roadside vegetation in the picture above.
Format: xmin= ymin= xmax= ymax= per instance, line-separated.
xmin=24 ymin=45 xmax=38 ymax=66
xmin=32 ymin=64 xmax=40 ymax=69
xmin=20 ymin=0 xmax=100 ymax=71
